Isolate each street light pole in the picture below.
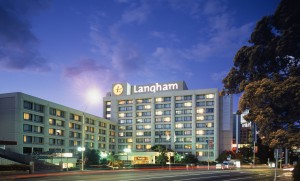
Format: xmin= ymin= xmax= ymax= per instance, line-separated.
xmin=206 ymin=139 xmax=210 ymax=170
xmin=81 ymin=113 xmax=85 ymax=171
xmin=124 ymin=148 xmax=131 ymax=167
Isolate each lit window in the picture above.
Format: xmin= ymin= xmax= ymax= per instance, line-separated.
xmin=184 ymin=145 xmax=192 ymax=149
xmin=56 ymin=110 xmax=61 ymax=117
xmin=196 ymin=144 xmax=203 ymax=149
xmin=119 ymin=113 xmax=125 ymax=118
xmin=197 ymin=116 xmax=204 ymax=121
xmin=144 ymin=125 xmax=151 ymax=129
xmin=206 ymin=94 xmax=214 ymax=99
xmin=106 ymin=114 xmax=111 ymax=118
xmin=136 ymin=132 xmax=143 ymax=136
xmin=184 ymin=102 xmax=192 ymax=107
xmin=197 ymin=108 xmax=204 ymax=114
xmin=106 ymin=108 xmax=111 ymax=111
xmin=49 ymin=128 xmax=55 ymax=135
xmin=146 ymin=145 xmax=152 ymax=149
xmin=118 ymin=100 xmax=126 ymax=105
xmin=164 ymin=117 xmax=171 ymax=122
xmin=175 ymin=124 xmax=183 ymax=128
xmin=207 ymin=123 xmax=213 ymax=127
xmin=23 ymin=113 xmax=31 ymax=120
xmin=119 ymin=126 xmax=125 ymax=130
xmin=74 ymin=115 xmax=79 ymax=121
xmin=156 ymin=97 xmax=163 ymax=102
xmin=155 ymin=111 xmax=163 ymax=116
xmin=127 ymin=138 xmax=133 ymax=143
xmin=145 ymin=105 xmax=151 ymax=109
xmin=198 ymin=152 xmax=203 ymax=156
xmin=196 ymin=130 xmax=204 ymax=135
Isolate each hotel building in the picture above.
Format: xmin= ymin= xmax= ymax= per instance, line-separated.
xmin=0 ymin=92 xmax=116 ymax=155
xmin=103 ymin=81 xmax=233 ymax=161
xmin=0 ymin=81 xmax=233 ymax=163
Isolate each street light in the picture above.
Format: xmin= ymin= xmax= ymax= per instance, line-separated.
xmin=206 ymin=139 xmax=210 ymax=170
xmin=77 ymin=146 xmax=85 ymax=171
xmin=124 ymin=148 xmax=131 ymax=167
xmin=78 ymin=112 xmax=86 ymax=171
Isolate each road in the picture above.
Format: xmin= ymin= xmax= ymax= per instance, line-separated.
xmin=7 ymin=168 xmax=291 ymax=181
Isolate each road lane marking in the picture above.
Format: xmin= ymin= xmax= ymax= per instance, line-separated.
xmin=226 ymin=177 xmax=253 ymax=180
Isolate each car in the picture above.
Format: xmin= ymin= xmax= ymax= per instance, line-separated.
xmin=221 ymin=161 xmax=234 ymax=169
xmin=216 ymin=163 xmax=222 ymax=169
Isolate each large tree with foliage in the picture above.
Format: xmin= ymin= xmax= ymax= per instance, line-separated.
xmin=223 ymin=0 xmax=300 ymax=149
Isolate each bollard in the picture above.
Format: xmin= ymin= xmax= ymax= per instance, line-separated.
xmin=29 ymin=161 xmax=34 ymax=174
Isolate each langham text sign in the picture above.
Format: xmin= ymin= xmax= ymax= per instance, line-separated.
xmin=133 ymin=83 xmax=179 ymax=94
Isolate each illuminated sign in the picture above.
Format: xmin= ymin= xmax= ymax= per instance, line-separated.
xmin=133 ymin=83 xmax=179 ymax=94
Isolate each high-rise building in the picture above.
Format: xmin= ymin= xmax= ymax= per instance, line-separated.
xmin=103 ymin=81 xmax=233 ymax=161
xmin=0 ymin=81 xmax=233 ymax=162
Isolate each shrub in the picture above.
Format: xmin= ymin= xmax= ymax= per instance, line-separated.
xmin=292 ymin=161 xmax=300 ymax=181
xmin=0 ymin=164 xmax=30 ymax=171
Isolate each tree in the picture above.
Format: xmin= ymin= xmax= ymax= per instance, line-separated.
xmin=85 ymin=148 xmax=100 ymax=166
xmin=222 ymin=0 xmax=300 ymax=149
xmin=181 ymin=153 xmax=198 ymax=164
xmin=151 ymin=145 xmax=168 ymax=165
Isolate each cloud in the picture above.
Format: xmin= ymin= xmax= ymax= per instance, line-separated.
xmin=211 ymin=71 xmax=228 ymax=81
xmin=152 ymin=0 xmax=253 ymax=63
xmin=120 ymin=1 xmax=150 ymax=24
xmin=0 ymin=0 xmax=51 ymax=72
xmin=150 ymin=31 xmax=180 ymax=43
xmin=63 ymin=59 xmax=108 ymax=77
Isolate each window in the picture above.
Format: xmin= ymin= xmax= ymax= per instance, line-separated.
xmin=206 ymin=108 xmax=214 ymax=113
xmin=175 ymin=123 xmax=183 ymax=129
xmin=34 ymin=104 xmax=44 ymax=112
xmin=34 ymin=115 xmax=43 ymax=123
xmin=144 ymin=131 xmax=151 ymax=136
xmin=50 ymin=108 xmax=65 ymax=117
xmin=49 ymin=128 xmax=55 ymax=135
xmin=196 ymin=116 xmax=204 ymax=121
xmin=196 ymin=101 xmax=205 ymax=107
xmin=33 ymin=137 xmax=43 ymax=144
xmin=23 ymin=136 xmax=32 ymax=143
xmin=23 ymin=124 xmax=32 ymax=132
xmin=184 ymin=102 xmax=192 ymax=107
xmin=23 ymin=113 xmax=32 ymax=121
xmin=206 ymin=94 xmax=214 ymax=99
xmin=24 ymin=101 xmax=33 ymax=110
xmin=196 ymin=95 xmax=205 ymax=100
xmin=34 ymin=126 xmax=43 ymax=133
xmin=119 ymin=119 xmax=132 ymax=124
xmin=206 ymin=101 xmax=214 ymax=106
xmin=184 ymin=130 xmax=192 ymax=135
xmin=197 ymin=108 xmax=204 ymax=114
xmin=196 ymin=130 xmax=204 ymax=135
xmin=99 ymin=122 xmax=107 ymax=128
xmin=136 ymin=132 xmax=143 ymax=136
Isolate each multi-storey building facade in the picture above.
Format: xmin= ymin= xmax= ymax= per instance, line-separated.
xmin=0 ymin=81 xmax=233 ymax=162
xmin=0 ymin=92 xmax=116 ymax=155
xmin=103 ymin=81 xmax=233 ymax=161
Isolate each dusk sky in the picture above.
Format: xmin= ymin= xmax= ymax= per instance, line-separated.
xmin=0 ymin=0 xmax=280 ymax=116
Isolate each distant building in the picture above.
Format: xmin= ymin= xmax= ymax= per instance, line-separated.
xmin=233 ymin=110 xmax=254 ymax=151
xmin=103 ymin=81 xmax=233 ymax=161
